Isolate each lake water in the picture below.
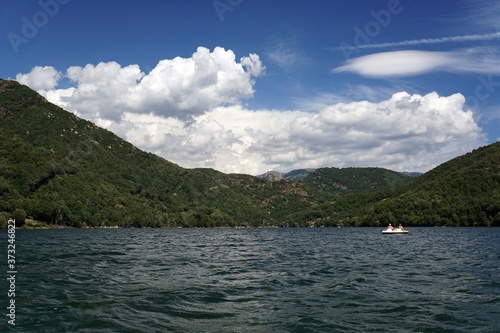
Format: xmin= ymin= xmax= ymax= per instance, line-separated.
xmin=2 ymin=227 xmax=499 ymax=332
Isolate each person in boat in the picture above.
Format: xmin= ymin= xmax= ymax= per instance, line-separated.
xmin=397 ymin=223 xmax=404 ymax=231
xmin=387 ymin=223 xmax=394 ymax=230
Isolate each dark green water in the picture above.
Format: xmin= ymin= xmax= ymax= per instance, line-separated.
xmin=2 ymin=227 xmax=499 ymax=332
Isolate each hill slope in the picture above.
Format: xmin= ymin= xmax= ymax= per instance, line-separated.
xmin=368 ymin=143 xmax=500 ymax=226
xmin=288 ymin=143 xmax=500 ymax=227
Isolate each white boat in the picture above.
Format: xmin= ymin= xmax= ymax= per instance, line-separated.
xmin=382 ymin=228 xmax=408 ymax=234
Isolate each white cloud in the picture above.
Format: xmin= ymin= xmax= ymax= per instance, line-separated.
xmin=127 ymin=47 xmax=264 ymax=119
xmin=20 ymin=46 xmax=264 ymax=122
xmin=43 ymin=87 xmax=75 ymax=110
xmin=292 ymin=84 xmax=413 ymax=112
xmin=16 ymin=66 xmax=61 ymax=90
xmin=333 ymin=49 xmax=500 ymax=77
xmin=15 ymin=48 xmax=485 ymax=175
xmin=109 ymin=105 xmax=308 ymax=174
xmin=241 ymin=53 xmax=265 ymax=76
xmin=451 ymin=47 xmax=500 ymax=74
xmin=265 ymin=38 xmax=308 ymax=71
xmin=333 ymin=50 xmax=456 ymax=77
xmin=64 ymin=62 xmax=144 ymax=120
xmin=96 ymin=92 xmax=485 ymax=175
xmin=258 ymin=92 xmax=483 ymax=172
xmin=331 ymin=32 xmax=500 ymax=51
xmin=465 ymin=0 xmax=500 ymax=31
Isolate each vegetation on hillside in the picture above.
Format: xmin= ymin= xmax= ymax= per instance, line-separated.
xmin=302 ymin=167 xmax=412 ymax=195
xmin=1 ymin=79 xmax=499 ymax=228
xmin=288 ymin=144 xmax=500 ymax=227
xmin=0 ymin=79 xmax=330 ymax=228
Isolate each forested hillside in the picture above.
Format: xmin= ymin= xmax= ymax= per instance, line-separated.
xmin=302 ymin=167 xmax=412 ymax=195
xmin=0 ymin=79 xmax=331 ymax=228
xmin=288 ymin=143 xmax=500 ymax=227
xmin=368 ymin=143 xmax=500 ymax=226
xmin=1 ymin=79 xmax=499 ymax=228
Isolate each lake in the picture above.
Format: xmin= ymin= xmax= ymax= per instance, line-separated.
xmin=2 ymin=227 xmax=499 ymax=332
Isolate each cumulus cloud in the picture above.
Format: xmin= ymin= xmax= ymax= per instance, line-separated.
xmin=127 ymin=47 xmax=264 ymax=119
xmin=279 ymin=92 xmax=483 ymax=172
xmin=19 ymin=46 xmax=264 ymax=121
xmin=333 ymin=49 xmax=500 ymax=77
xmin=16 ymin=66 xmax=61 ymax=90
xmin=65 ymin=62 xmax=144 ymax=120
xmin=107 ymin=105 xmax=308 ymax=174
xmin=15 ymin=48 xmax=485 ymax=175
xmin=99 ymin=92 xmax=484 ymax=175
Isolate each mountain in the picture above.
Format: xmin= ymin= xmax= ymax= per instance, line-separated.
xmin=1 ymin=79 xmax=498 ymax=228
xmin=283 ymin=169 xmax=315 ymax=181
xmin=301 ymin=167 xmax=413 ymax=195
xmin=401 ymin=171 xmax=423 ymax=177
xmin=0 ymin=79 xmax=330 ymax=228
xmin=257 ymin=169 xmax=315 ymax=182
xmin=257 ymin=171 xmax=284 ymax=182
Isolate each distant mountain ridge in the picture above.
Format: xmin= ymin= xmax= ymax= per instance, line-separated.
xmin=257 ymin=167 xmax=417 ymax=196
xmin=1 ymin=79 xmax=498 ymax=228
xmin=302 ymin=167 xmax=413 ymax=195
xmin=257 ymin=169 xmax=315 ymax=182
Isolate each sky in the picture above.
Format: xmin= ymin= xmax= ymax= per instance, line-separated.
xmin=1 ymin=0 xmax=499 ymax=175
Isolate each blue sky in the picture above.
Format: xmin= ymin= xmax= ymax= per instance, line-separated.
xmin=1 ymin=0 xmax=499 ymax=174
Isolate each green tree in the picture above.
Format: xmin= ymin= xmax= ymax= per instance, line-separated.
xmin=12 ymin=208 xmax=26 ymax=227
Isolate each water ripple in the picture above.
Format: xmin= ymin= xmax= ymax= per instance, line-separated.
xmin=4 ymin=227 xmax=500 ymax=332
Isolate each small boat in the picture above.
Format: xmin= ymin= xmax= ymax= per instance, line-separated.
xmin=382 ymin=228 xmax=408 ymax=234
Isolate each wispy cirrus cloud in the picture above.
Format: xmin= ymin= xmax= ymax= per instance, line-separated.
xmin=16 ymin=58 xmax=485 ymax=174
xmin=464 ymin=0 xmax=500 ymax=31
xmin=330 ymin=32 xmax=500 ymax=51
xmin=265 ymin=38 xmax=309 ymax=71
xmin=291 ymin=84 xmax=406 ymax=111
xmin=17 ymin=47 xmax=265 ymax=121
